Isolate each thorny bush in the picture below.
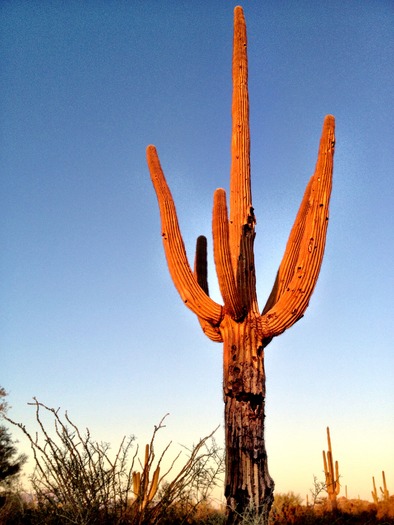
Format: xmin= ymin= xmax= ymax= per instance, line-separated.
xmin=4 ymin=399 xmax=225 ymax=524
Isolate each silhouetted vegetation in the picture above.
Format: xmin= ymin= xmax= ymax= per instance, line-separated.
xmin=0 ymin=387 xmax=28 ymax=523
xmin=1 ymin=395 xmax=393 ymax=524
xmin=2 ymin=399 xmax=224 ymax=524
xmin=0 ymin=388 xmax=27 ymax=489
xmin=2 ymin=489 xmax=394 ymax=524
xmin=268 ymin=494 xmax=394 ymax=525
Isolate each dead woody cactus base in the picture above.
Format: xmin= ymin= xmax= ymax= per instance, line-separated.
xmin=146 ymin=6 xmax=335 ymax=524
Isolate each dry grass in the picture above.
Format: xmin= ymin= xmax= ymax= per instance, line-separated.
xmin=2 ymin=492 xmax=394 ymax=524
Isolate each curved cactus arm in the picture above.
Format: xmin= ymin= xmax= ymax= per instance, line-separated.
xmin=262 ymin=176 xmax=313 ymax=315
xmin=194 ymin=236 xmax=223 ymax=342
xmin=197 ymin=321 xmax=223 ymax=342
xmin=147 ymin=145 xmax=223 ymax=326
xmin=213 ymin=189 xmax=244 ymax=320
xmin=261 ymin=115 xmax=335 ymax=337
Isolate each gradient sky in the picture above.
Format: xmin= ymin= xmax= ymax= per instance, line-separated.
xmin=1 ymin=0 xmax=393 ymax=503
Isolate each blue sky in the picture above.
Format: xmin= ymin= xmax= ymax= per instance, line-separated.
xmin=1 ymin=0 xmax=393 ymax=503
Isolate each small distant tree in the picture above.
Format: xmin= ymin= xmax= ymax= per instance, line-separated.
xmin=0 ymin=387 xmax=27 ymax=490
xmin=0 ymin=387 xmax=8 ymax=414
xmin=0 ymin=387 xmax=28 ymax=525
xmin=309 ymin=475 xmax=328 ymax=507
xmin=0 ymin=427 xmax=26 ymax=489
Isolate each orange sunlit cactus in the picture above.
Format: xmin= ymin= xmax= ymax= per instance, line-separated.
xmin=146 ymin=6 xmax=335 ymax=524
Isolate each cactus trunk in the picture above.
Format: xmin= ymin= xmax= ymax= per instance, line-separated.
xmin=222 ymin=314 xmax=274 ymax=523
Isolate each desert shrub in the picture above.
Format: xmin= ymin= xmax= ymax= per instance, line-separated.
xmin=5 ymin=399 xmax=224 ymax=525
xmin=0 ymin=490 xmax=27 ymax=525
xmin=376 ymin=495 xmax=394 ymax=520
xmin=264 ymin=490 xmax=394 ymax=525
xmin=7 ymin=400 xmax=136 ymax=525
xmin=268 ymin=492 xmax=304 ymax=524
xmin=269 ymin=500 xmax=394 ymax=525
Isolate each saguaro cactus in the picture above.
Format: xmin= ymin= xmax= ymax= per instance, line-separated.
xmin=380 ymin=471 xmax=390 ymax=501
xmin=132 ymin=443 xmax=160 ymax=511
xmin=146 ymin=6 xmax=335 ymax=524
xmin=323 ymin=427 xmax=340 ymax=510
xmin=372 ymin=471 xmax=390 ymax=503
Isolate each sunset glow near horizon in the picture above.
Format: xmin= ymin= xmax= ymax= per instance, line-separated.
xmin=2 ymin=1 xmax=393 ymax=503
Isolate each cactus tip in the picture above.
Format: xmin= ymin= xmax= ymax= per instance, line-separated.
xmin=324 ymin=114 xmax=335 ymax=127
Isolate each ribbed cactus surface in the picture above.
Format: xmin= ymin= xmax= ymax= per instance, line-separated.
xmin=146 ymin=6 xmax=335 ymax=524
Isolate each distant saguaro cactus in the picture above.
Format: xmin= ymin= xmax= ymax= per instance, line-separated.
xmin=132 ymin=443 xmax=160 ymax=512
xmin=372 ymin=471 xmax=390 ymax=504
xmin=146 ymin=6 xmax=335 ymax=524
xmin=323 ymin=426 xmax=340 ymax=510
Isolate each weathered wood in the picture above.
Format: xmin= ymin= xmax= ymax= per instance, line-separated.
xmin=221 ymin=313 xmax=274 ymax=523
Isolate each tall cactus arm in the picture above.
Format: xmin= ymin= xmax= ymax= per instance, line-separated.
xmin=372 ymin=476 xmax=379 ymax=504
xmin=194 ymin=236 xmax=223 ymax=342
xmin=261 ymin=115 xmax=335 ymax=337
xmin=213 ymin=188 xmax=244 ymax=320
xmin=380 ymin=471 xmax=390 ymax=500
xmin=323 ymin=450 xmax=330 ymax=486
xmin=229 ymin=6 xmax=258 ymax=313
xmin=194 ymin=235 xmax=209 ymax=295
xmin=147 ymin=145 xmax=223 ymax=326
xmin=229 ymin=7 xmax=253 ymax=269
